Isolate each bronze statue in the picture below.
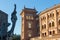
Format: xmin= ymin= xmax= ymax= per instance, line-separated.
xmin=8 ymin=4 xmax=17 ymax=36
xmin=0 ymin=4 xmax=17 ymax=40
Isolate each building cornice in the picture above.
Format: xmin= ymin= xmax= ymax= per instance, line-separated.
xmin=39 ymin=4 xmax=60 ymax=16
xmin=20 ymin=8 xmax=38 ymax=15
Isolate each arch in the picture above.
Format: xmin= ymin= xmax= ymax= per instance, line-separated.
xmin=45 ymin=32 xmax=46 ymax=36
xmin=49 ymin=31 xmax=52 ymax=35
xmin=49 ymin=20 xmax=54 ymax=23
xmin=28 ymin=30 xmax=32 ymax=37
xmin=53 ymin=30 xmax=55 ymax=34
xmin=52 ymin=22 xmax=54 ymax=26
xmin=28 ymin=22 xmax=32 ymax=28
xmin=49 ymin=23 xmax=51 ymax=27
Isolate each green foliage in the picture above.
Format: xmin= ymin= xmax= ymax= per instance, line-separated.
xmin=12 ymin=34 xmax=21 ymax=40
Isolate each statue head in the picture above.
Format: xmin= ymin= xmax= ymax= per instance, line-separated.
xmin=14 ymin=4 xmax=16 ymax=10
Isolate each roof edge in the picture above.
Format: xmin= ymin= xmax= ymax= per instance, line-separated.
xmin=39 ymin=4 xmax=60 ymax=15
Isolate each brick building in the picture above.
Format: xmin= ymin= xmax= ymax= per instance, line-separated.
xmin=21 ymin=4 xmax=60 ymax=40
xmin=20 ymin=7 xmax=39 ymax=40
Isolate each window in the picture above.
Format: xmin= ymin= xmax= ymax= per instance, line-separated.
xmin=53 ymin=31 xmax=55 ymax=34
xmin=28 ymin=22 xmax=31 ymax=28
xmin=52 ymin=14 xmax=54 ymax=17
xmin=45 ymin=32 xmax=46 ymax=36
xmin=50 ymin=14 xmax=52 ymax=17
xmin=52 ymin=22 xmax=54 ymax=26
xmin=44 ymin=24 xmax=46 ymax=29
xmin=41 ymin=18 xmax=43 ymax=20
xmin=42 ymin=33 xmax=44 ymax=36
xmin=59 ymin=20 xmax=60 ymax=25
xmin=49 ymin=23 xmax=51 ymax=27
xmin=49 ymin=31 xmax=52 ymax=35
xmin=26 ymin=16 xmax=29 ymax=19
xmin=43 ymin=17 xmax=46 ymax=20
xmin=26 ymin=16 xmax=34 ymax=20
xmin=42 ymin=24 xmax=46 ymax=29
xmin=57 ymin=11 xmax=59 ymax=15
xmin=44 ymin=17 xmax=46 ymax=19
xmin=50 ymin=13 xmax=54 ymax=17
xmin=42 ymin=33 xmax=46 ymax=37
xmin=28 ymin=30 xmax=32 ymax=37
xmin=28 ymin=33 xmax=31 ymax=37
xmin=48 ymin=15 xmax=49 ymax=18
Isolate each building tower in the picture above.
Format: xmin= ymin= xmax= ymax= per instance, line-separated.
xmin=20 ymin=7 xmax=39 ymax=40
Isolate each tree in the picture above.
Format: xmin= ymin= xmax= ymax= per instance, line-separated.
xmin=12 ymin=34 xmax=21 ymax=40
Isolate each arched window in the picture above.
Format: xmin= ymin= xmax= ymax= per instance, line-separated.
xmin=48 ymin=15 xmax=49 ymax=18
xmin=41 ymin=18 xmax=43 ymax=20
xmin=28 ymin=30 xmax=32 ymax=37
xmin=45 ymin=32 xmax=46 ymax=36
xmin=44 ymin=17 xmax=46 ymax=19
xmin=59 ymin=20 xmax=60 ymax=25
xmin=28 ymin=22 xmax=31 ymax=28
xmin=49 ymin=31 xmax=52 ymax=35
xmin=52 ymin=22 xmax=54 ymax=26
xmin=28 ymin=33 xmax=31 ymax=37
xmin=57 ymin=11 xmax=59 ymax=15
xmin=53 ymin=31 xmax=55 ymax=34
xmin=42 ymin=24 xmax=46 ymax=29
xmin=42 ymin=25 xmax=43 ymax=29
xmin=49 ymin=23 xmax=51 ymax=27
xmin=50 ymin=14 xmax=52 ymax=17
xmin=52 ymin=13 xmax=54 ymax=17
xmin=44 ymin=24 xmax=46 ymax=29
xmin=42 ymin=33 xmax=46 ymax=37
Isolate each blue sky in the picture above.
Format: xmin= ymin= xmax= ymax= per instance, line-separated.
xmin=0 ymin=0 xmax=60 ymax=35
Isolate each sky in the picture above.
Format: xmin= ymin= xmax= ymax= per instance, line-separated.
xmin=0 ymin=0 xmax=60 ymax=35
